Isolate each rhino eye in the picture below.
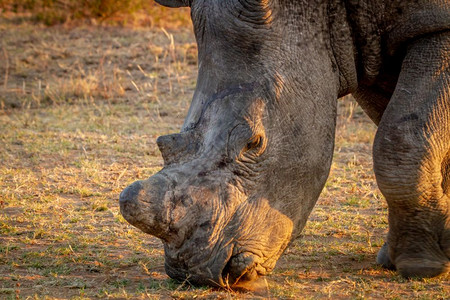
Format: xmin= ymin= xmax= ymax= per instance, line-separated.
xmin=245 ymin=136 xmax=263 ymax=152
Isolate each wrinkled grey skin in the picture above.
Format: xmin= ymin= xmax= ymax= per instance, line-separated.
xmin=120 ymin=0 xmax=450 ymax=287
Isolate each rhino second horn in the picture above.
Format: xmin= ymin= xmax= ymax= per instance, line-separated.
xmin=157 ymin=133 xmax=197 ymax=165
xmin=157 ymin=133 xmax=183 ymax=165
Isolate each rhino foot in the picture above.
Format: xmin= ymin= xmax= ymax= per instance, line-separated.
xmin=376 ymin=242 xmax=395 ymax=270
xmin=377 ymin=241 xmax=450 ymax=278
xmin=395 ymin=217 xmax=450 ymax=278
xmin=395 ymin=256 xmax=450 ymax=278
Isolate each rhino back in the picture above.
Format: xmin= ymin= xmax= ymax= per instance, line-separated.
xmin=345 ymin=0 xmax=450 ymax=84
xmin=384 ymin=0 xmax=450 ymax=55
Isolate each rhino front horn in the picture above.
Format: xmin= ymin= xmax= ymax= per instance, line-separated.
xmin=119 ymin=176 xmax=174 ymax=242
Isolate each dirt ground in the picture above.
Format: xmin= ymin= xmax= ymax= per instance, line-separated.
xmin=0 ymin=15 xmax=448 ymax=299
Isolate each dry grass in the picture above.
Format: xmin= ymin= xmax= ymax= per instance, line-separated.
xmin=0 ymin=16 xmax=448 ymax=300
xmin=0 ymin=1 xmax=191 ymax=28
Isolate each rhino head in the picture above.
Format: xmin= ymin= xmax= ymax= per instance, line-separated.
xmin=120 ymin=0 xmax=350 ymax=288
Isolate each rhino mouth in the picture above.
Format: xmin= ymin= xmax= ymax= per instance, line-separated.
xmin=165 ymin=240 xmax=270 ymax=288
xmin=222 ymin=251 xmax=267 ymax=287
xmin=164 ymin=243 xmax=232 ymax=287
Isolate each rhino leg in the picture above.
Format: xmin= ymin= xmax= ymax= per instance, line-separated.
xmin=373 ymin=31 xmax=450 ymax=278
xmin=352 ymin=61 xmax=403 ymax=126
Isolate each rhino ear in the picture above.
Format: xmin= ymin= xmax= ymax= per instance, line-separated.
xmin=154 ymin=0 xmax=191 ymax=7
